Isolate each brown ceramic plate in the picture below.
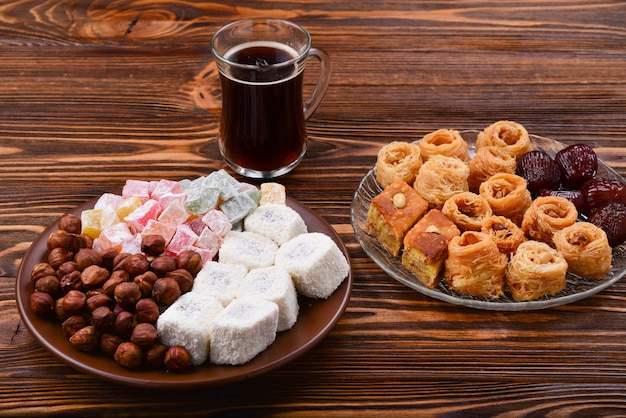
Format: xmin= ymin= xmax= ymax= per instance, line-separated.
xmin=16 ymin=196 xmax=352 ymax=389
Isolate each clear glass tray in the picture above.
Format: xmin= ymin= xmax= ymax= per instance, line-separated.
xmin=351 ymin=130 xmax=626 ymax=311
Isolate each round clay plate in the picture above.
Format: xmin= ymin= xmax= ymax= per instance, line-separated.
xmin=351 ymin=130 xmax=626 ymax=311
xmin=17 ymin=196 xmax=352 ymax=389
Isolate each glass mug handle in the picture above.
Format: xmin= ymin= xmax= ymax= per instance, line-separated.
xmin=303 ymin=47 xmax=332 ymax=120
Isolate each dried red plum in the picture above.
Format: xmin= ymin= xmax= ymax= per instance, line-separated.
xmin=581 ymin=178 xmax=626 ymax=216
xmin=516 ymin=150 xmax=561 ymax=195
xmin=589 ymin=202 xmax=626 ymax=247
xmin=555 ymin=144 xmax=598 ymax=189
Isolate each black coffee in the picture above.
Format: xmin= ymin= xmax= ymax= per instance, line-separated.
xmin=218 ymin=42 xmax=306 ymax=173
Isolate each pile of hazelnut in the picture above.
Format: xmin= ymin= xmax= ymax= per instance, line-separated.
xmin=29 ymin=213 xmax=202 ymax=373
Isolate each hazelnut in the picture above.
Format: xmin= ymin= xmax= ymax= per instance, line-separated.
xmin=86 ymin=293 xmax=114 ymax=311
xmin=152 ymin=277 xmax=181 ymax=307
xmin=30 ymin=292 xmax=55 ymax=316
xmin=123 ymin=254 xmax=149 ymax=277
xmin=114 ymin=310 xmax=135 ymax=339
xmin=34 ymin=275 xmax=62 ymax=298
xmin=141 ymin=234 xmax=166 ymax=257
xmin=80 ymin=265 xmax=110 ymax=289
xmin=99 ymin=333 xmax=123 ymax=358
xmin=60 ymin=270 xmax=83 ymax=294
xmin=134 ymin=271 xmax=158 ymax=298
xmin=100 ymin=248 xmax=119 ymax=270
xmin=59 ymin=213 xmax=82 ymax=234
xmin=46 ymin=230 xmax=80 ymax=253
xmin=112 ymin=253 xmax=131 ymax=271
xmin=62 ymin=289 xmax=87 ymax=315
xmin=150 ymin=255 xmax=177 ymax=277
xmin=130 ymin=322 xmax=158 ymax=347
xmin=90 ymin=306 xmax=115 ymax=332
xmin=69 ymin=325 xmax=99 ymax=352
xmin=166 ymin=269 xmax=194 ymax=293
xmin=392 ymin=192 xmax=407 ymax=209
xmin=58 ymin=213 xmax=82 ymax=234
xmin=54 ymin=297 xmax=70 ymax=321
xmin=75 ymin=234 xmax=94 ymax=250
xmin=102 ymin=270 xmax=130 ymax=297
xmin=57 ymin=260 xmax=79 ymax=279
xmin=74 ymin=248 xmax=103 ymax=271
xmin=135 ymin=298 xmax=160 ymax=324
xmin=164 ymin=345 xmax=191 ymax=373
xmin=30 ymin=262 xmax=56 ymax=283
xmin=177 ymin=250 xmax=203 ymax=276
xmin=61 ymin=315 xmax=89 ymax=337
xmin=114 ymin=341 xmax=143 ymax=369
xmin=48 ymin=247 xmax=74 ymax=270
xmin=144 ymin=343 xmax=168 ymax=369
xmin=114 ymin=281 xmax=142 ymax=309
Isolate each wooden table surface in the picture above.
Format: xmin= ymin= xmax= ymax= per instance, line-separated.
xmin=2 ymin=1 xmax=626 ymax=416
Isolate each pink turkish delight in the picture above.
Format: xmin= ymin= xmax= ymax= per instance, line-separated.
xmin=122 ymin=180 xmax=151 ymax=203
xmin=158 ymin=199 xmax=190 ymax=227
xmin=141 ymin=219 xmax=176 ymax=244
xmin=202 ymin=209 xmax=232 ymax=237
xmin=151 ymin=179 xmax=183 ymax=200
xmin=196 ymin=227 xmax=222 ymax=254
xmin=187 ymin=245 xmax=217 ymax=264
xmin=124 ymin=199 xmax=162 ymax=233
xmin=98 ymin=222 xmax=135 ymax=253
xmin=166 ymin=224 xmax=199 ymax=255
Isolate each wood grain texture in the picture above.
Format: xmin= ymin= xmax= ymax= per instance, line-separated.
xmin=2 ymin=0 xmax=626 ymax=416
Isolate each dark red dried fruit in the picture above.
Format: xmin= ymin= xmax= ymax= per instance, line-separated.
xmin=581 ymin=178 xmax=626 ymax=216
xmin=516 ymin=150 xmax=561 ymax=195
xmin=589 ymin=202 xmax=626 ymax=247
xmin=555 ymin=144 xmax=598 ymax=189
xmin=539 ymin=189 xmax=584 ymax=213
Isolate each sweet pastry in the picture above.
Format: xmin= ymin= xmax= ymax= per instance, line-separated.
xmin=444 ymin=231 xmax=508 ymax=298
xmin=441 ymin=191 xmax=493 ymax=231
xmin=476 ymin=120 xmax=533 ymax=158
xmin=401 ymin=231 xmax=449 ymax=289
xmin=410 ymin=208 xmax=461 ymax=242
xmin=505 ymin=240 xmax=568 ymax=301
xmin=468 ymin=145 xmax=517 ymax=192
xmin=553 ymin=221 xmax=612 ymax=279
xmin=401 ymin=209 xmax=460 ymax=288
xmin=366 ymin=179 xmax=429 ymax=256
xmin=481 ymin=215 xmax=526 ymax=255
xmin=521 ymin=195 xmax=578 ymax=246
xmin=414 ymin=155 xmax=469 ymax=208
xmin=375 ymin=141 xmax=422 ymax=188
xmin=418 ymin=128 xmax=470 ymax=162
xmin=479 ymin=173 xmax=532 ymax=225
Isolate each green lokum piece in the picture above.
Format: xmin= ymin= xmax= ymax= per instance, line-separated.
xmin=185 ymin=181 xmax=220 ymax=215
xmin=206 ymin=169 xmax=241 ymax=201
xmin=220 ymin=192 xmax=258 ymax=224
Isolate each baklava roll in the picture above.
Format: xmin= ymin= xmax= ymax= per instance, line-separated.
xmin=506 ymin=240 xmax=568 ymax=301
xmin=414 ymin=155 xmax=469 ymax=209
xmin=468 ymin=145 xmax=517 ymax=192
xmin=375 ymin=141 xmax=422 ymax=189
xmin=442 ymin=191 xmax=493 ymax=231
xmin=481 ymin=215 xmax=526 ymax=255
xmin=521 ymin=196 xmax=578 ymax=246
xmin=553 ymin=222 xmax=612 ymax=279
xmin=444 ymin=231 xmax=508 ymax=299
xmin=479 ymin=173 xmax=532 ymax=226
xmin=476 ymin=120 xmax=533 ymax=158
xmin=419 ymin=128 xmax=470 ymax=162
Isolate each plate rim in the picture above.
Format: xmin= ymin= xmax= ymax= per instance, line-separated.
xmin=17 ymin=195 xmax=352 ymax=389
xmin=351 ymin=130 xmax=626 ymax=311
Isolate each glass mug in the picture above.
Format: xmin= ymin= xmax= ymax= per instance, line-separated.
xmin=211 ymin=18 xmax=331 ymax=179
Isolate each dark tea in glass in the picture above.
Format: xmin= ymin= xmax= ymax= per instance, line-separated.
xmin=219 ymin=42 xmax=306 ymax=175
xmin=211 ymin=19 xmax=331 ymax=179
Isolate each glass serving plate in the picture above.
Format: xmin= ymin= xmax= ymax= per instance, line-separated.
xmin=351 ymin=130 xmax=626 ymax=311
xmin=17 ymin=196 xmax=352 ymax=389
